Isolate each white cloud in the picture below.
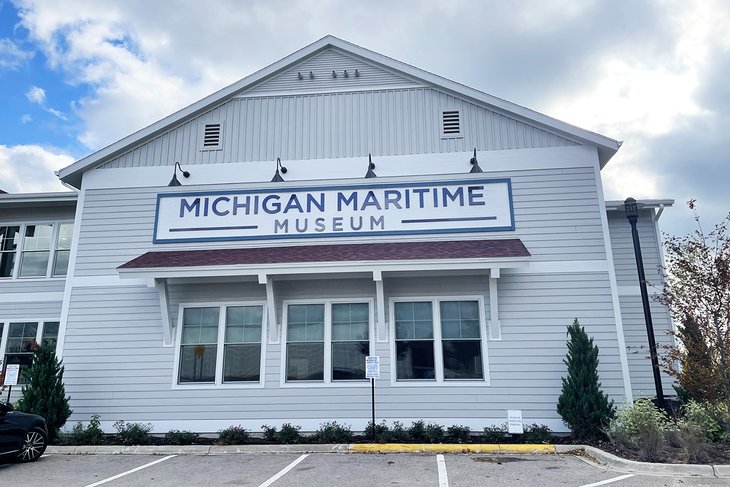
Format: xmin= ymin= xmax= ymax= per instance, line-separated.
xmin=0 ymin=38 xmax=33 ymax=69
xmin=0 ymin=145 xmax=74 ymax=193
xmin=25 ymin=85 xmax=46 ymax=104
xmin=20 ymin=114 xmax=32 ymax=123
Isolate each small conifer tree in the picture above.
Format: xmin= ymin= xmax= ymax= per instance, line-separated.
xmin=16 ymin=343 xmax=72 ymax=441
xmin=557 ymin=319 xmax=615 ymax=440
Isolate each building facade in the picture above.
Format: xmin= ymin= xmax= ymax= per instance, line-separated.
xmin=1 ymin=36 xmax=674 ymax=433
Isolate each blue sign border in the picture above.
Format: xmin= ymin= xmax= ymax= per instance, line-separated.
xmin=153 ymin=177 xmax=515 ymax=244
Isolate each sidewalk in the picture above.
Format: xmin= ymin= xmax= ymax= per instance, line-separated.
xmin=46 ymin=443 xmax=730 ymax=479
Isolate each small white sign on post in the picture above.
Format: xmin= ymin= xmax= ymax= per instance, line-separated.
xmin=365 ymin=356 xmax=380 ymax=379
xmin=4 ymin=364 xmax=20 ymax=386
xmin=507 ymin=410 xmax=524 ymax=434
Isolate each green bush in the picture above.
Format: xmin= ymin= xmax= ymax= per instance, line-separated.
xmin=482 ymin=424 xmax=507 ymax=443
xmin=65 ymin=414 xmax=104 ymax=445
xmin=446 ymin=425 xmax=471 ymax=443
xmin=522 ymin=424 xmax=552 ymax=444
xmin=364 ymin=420 xmax=389 ymax=440
xmin=15 ymin=343 xmax=72 ymax=441
xmin=113 ymin=420 xmax=153 ymax=446
xmin=315 ymin=421 xmax=353 ymax=443
xmin=557 ymin=319 xmax=615 ymax=441
xmin=683 ymin=401 xmax=730 ymax=442
xmin=164 ymin=430 xmax=199 ymax=445
xmin=407 ymin=420 xmax=427 ymax=443
xmin=217 ymin=425 xmax=249 ymax=445
xmin=424 ymin=423 xmax=445 ymax=443
xmin=261 ymin=424 xmax=278 ymax=442
xmin=278 ymin=423 xmax=302 ymax=444
xmin=380 ymin=421 xmax=409 ymax=443
xmin=608 ymin=399 xmax=669 ymax=462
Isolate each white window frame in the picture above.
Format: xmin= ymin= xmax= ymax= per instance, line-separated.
xmin=280 ymin=298 xmax=375 ymax=388
xmin=0 ymin=221 xmax=74 ymax=280
xmin=172 ymin=301 xmax=267 ymax=390
xmin=0 ymin=320 xmax=61 ymax=379
xmin=389 ymin=295 xmax=490 ymax=387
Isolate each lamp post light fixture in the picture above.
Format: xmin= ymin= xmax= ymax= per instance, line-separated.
xmin=168 ymin=161 xmax=190 ymax=186
xmin=624 ymin=196 xmax=665 ymax=409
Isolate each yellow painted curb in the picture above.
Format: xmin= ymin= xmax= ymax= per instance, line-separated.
xmin=349 ymin=444 xmax=556 ymax=453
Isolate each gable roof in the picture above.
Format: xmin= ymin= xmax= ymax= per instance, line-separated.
xmin=58 ymin=35 xmax=621 ymax=189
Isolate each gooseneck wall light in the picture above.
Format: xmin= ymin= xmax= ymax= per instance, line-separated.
xmin=365 ymin=154 xmax=377 ymax=178
xmin=624 ymin=196 xmax=666 ymax=409
xmin=168 ymin=161 xmax=190 ymax=186
xmin=469 ymin=148 xmax=483 ymax=173
xmin=271 ymin=157 xmax=287 ymax=182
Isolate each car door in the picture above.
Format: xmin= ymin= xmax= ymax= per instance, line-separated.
xmin=0 ymin=406 xmax=24 ymax=454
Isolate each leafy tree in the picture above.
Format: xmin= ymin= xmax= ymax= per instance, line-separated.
xmin=16 ymin=343 xmax=72 ymax=441
xmin=557 ymin=319 xmax=615 ymax=440
xmin=658 ymin=201 xmax=730 ymax=417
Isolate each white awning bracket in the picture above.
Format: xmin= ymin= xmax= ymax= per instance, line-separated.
xmin=155 ymin=278 xmax=173 ymax=347
xmin=488 ymin=272 xmax=501 ymax=340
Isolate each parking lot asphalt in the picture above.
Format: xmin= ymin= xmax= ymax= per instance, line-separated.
xmin=2 ymin=452 xmax=730 ymax=487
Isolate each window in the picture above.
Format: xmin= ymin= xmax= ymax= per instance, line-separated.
xmin=0 ymin=226 xmax=20 ymax=278
xmin=176 ymin=303 xmax=265 ymax=385
xmin=0 ymin=321 xmax=59 ymax=385
xmin=53 ymin=224 xmax=73 ymax=276
xmin=392 ymin=298 xmax=485 ymax=382
xmin=4 ymin=322 xmax=38 ymax=385
xmin=285 ymin=301 xmax=371 ymax=383
xmin=0 ymin=222 xmax=73 ymax=279
xmin=19 ymin=224 xmax=53 ymax=277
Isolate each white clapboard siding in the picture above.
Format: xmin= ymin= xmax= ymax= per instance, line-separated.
xmin=607 ymin=211 xmax=676 ymax=397
xmin=99 ymin=88 xmax=577 ymax=169
xmin=72 ymin=166 xmax=605 ymax=277
xmin=245 ymin=47 xmax=420 ymax=94
xmin=62 ymin=267 xmax=625 ymax=431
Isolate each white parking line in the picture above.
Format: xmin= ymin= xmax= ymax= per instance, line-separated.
xmin=83 ymin=455 xmax=176 ymax=487
xmin=436 ymin=454 xmax=449 ymax=487
xmin=579 ymin=474 xmax=635 ymax=487
xmin=258 ymin=453 xmax=309 ymax=487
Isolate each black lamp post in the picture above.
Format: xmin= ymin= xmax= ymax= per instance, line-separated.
xmin=624 ymin=197 xmax=665 ymax=409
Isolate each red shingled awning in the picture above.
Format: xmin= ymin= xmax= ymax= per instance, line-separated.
xmin=118 ymin=239 xmax=530 ymax=270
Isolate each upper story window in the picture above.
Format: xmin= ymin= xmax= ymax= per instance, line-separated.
xmin=0 ymin=222 xmax=73 ymax=279
xmin=0 ymin=226 xmax=20 ymax=278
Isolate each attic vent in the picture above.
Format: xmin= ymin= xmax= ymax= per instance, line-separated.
xmin=441 ymin=110 xmax=462 ymax=138
xmin=200 ymin=122 xmax=223 ymax=150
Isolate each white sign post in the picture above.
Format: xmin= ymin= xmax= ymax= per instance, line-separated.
xmin=507 ymin=410 xmax=524 ymax=434
xmin=366 ymin=356 xmax=380 ymax=441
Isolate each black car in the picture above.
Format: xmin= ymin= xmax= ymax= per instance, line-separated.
xmin=0 ymin=401 xmax=48 ymax=462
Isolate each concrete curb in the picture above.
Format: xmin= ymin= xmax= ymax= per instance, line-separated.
xmin=46 ymin=443 xmax=729 ymax=478
xmin=350 ymin=443 xmax=556 ymax=454
xmin=555 ymin=445 xmax=724 ymax=478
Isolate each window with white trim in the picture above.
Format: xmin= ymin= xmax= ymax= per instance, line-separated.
xmin=0 ymin=222 xmax=73 ymax=279
xmin=176 ymin=304 xmax=264 ymax=385
xmin=285 ymin=301 xmax=371 ymax=383
xmin=393 ymin=298 xmax=485 ymax=382
xmin=1 ymin=321 xmax=60 ymax=385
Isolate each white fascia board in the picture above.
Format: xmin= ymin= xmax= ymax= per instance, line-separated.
xmin=0 ymin=191 xmax=78 ymax=208
xmin=58 ymin=35 xmax=620 ymax=188
xmin=117 ymin=257 xmax=530 ymax=281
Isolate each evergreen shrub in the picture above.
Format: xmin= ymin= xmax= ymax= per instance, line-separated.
xmin=557 ymin=319 xmax=615 ymax=441
xmin=315 ymin=421 xmax=353 ymax=443
xmin=15 ymin=343 xmax=72 ymax=441
xmin=65 ymin=414 xmax=104 ymax=445
xmin=113 ymin=420 xmax=153 ymax=445
xmin=278 ymin=423 xmax=302 ymax=444
xmin=217 ymin=425 xmax=249 ymax=445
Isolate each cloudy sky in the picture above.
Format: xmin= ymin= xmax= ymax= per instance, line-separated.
xmin=0 ymin=0 xmax=728 ymax=237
